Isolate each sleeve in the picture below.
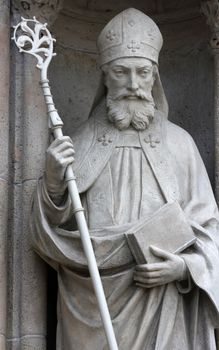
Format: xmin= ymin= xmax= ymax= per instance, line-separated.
xmin=40 ymin=176 xmax=73 ymax=226
xmin=175 ymin=133 xmax=219 ymax=316
xmin=29 ymin=177 xmax=74 ymax=270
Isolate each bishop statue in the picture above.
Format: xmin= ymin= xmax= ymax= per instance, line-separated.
xmin=31 ymin=8 xmax=219 ymax=350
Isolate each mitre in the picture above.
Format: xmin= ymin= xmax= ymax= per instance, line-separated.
xmin=97 ymin=8 xmax=163 ymax=66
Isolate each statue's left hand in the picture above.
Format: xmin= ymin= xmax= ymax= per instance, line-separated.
xmin=133 ymin=246 xmax=187 ymax=288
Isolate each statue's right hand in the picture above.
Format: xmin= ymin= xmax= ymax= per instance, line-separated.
xmin=45 ymin=136 xmax=75 ymax=195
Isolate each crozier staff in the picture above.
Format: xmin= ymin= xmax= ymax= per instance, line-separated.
xmin=12 ymin=16 xmax=118 ymax=350
xmin=31 ymin=8 xmax=219 ymax=350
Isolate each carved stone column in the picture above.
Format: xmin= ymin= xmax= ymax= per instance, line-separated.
xmin=202 ymin=1 xmax=219 ymax=348
xmin=0 ymin=1 xmax=10 ymax=349
xmin=8 ymin=2 xmax=63 ymax=349
xmin=202 ymin=0 xmax=219 ymax=201
xmin=12 ymin=0 xmax=64 ymax=25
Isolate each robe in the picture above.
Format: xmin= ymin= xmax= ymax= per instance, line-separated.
xmin=30 ymin=100 xmax=219 ymax=349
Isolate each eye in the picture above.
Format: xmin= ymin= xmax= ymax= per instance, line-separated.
xmin=112 ymin=67 xmax=126 ymax=77
xmin=114 ymin=69 xmax=124 ymax=76
xmin=138 ymin=69 xmax=149 ymax=77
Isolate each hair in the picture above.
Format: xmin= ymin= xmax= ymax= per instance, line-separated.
xmin=106 ymin=95 xmax=155 ymax=130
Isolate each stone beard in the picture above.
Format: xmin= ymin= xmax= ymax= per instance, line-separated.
xmin=103 ymin=56 xmax=156 ymax=131
xmin=106 ymin=89 xmax=155 ymax=131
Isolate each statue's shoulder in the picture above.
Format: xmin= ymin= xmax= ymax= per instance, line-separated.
xmin=70 ymin=100 xmax=108 ymax=144
xmin=71 ymin=117 xmax=95 ymax=142
xmin=69 ymin=101 xmax=110 ymax=171
xmin=165 ymin=120 xmax=199 ymax=159
xmin=69 ymin=117 xmax=95 ymax=168
xmin=166 ymin=120 xmax=195 ymax=145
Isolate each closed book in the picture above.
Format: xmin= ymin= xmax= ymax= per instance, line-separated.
xmin=126 ymin=201 xmax=196 ymax=264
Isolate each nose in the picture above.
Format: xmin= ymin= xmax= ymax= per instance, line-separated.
xmin=127 ymin=72 xmax=138 ymax=92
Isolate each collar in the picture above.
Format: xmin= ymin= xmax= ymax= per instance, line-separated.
xmin=73 ymin=99 xmax=179 ymax=202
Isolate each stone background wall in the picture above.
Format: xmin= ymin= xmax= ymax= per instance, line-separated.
xmin=1 ymin=1 xmax=215 ymax=349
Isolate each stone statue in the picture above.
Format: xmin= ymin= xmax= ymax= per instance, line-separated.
xmin=30 ymin=8 xmax=219 ymax=350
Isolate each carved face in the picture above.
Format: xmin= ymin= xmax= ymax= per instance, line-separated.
xmin=102 ymin=57 xmax=156 ymax=130
xmin=103 ymin=57 xmax=155 ymax=100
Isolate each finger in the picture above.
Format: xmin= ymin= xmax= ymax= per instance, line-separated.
xmin=136 ymin=282 xmax=162 ymax=289
xmin=56 ymin=136 xmax=73 ymax=144
xmin=47 ymin=142 xmax=75 ymax=157
xmin=57 ymin=158 xmax=74 ymax=179
xmin=50 ymin=136 xmax=73 ymax=147
xmin=48 ymin=140 xmax=74 ymax=153
xmin=134 ymin=275 xmax=163 ymax=285
xmin=150 ymin=246 xmax=174 ymax=260
xmin=54 ymin=141 xmax=75 ymax=153
xmin=61 ymin=156 xmax=75 ymax=166
xmin=56 ymin=148 xmax=75 ymax=159
xmin=134 ymin=277 xmax=164 ymax=285
xmin=50 ymin=150 xmax=75 ymax=168
xmin=57 ymin=157 xmax=75 ymax=174
xmin=47 ymin=145 xmax=75 ymax=162
xmin=135 ymin=262 xmax=166 ymax=272
xmin=134 ymin=270 xmax=165 ymax=279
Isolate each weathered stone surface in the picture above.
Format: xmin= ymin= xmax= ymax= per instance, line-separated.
xmin=0 ymin=1 xmax=10 ymax=349
xmin=7 ymin=336 xmax=46 ymax=350
xmin=4 ymin=2 xmax=219 ymax=350
xmin=0 ymin=334 xmax=6 ymax=350
xmin=21 ymin=181 xmax=47 ymax=336
xmin=7 ymin=180 xmax=47 ymax=349
xmin=31 ymin=7 xmax=219 ymax=350
xmin=12 ymin=0 xmax=64 ymax=25
xmin=7 ymin=10 xmax=48 ymax=350
xmin=22 ymin=56 xmax=49 ymax=181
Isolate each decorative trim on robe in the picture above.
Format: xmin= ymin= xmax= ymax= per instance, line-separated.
xmin=72 ymin=99 xmax=179 ymax=202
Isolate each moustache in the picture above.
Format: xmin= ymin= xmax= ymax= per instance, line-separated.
xmin=108 ymin=90 xmax=152 ymax=101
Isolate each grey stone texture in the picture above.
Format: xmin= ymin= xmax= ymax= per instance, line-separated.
xmin=1 ymin=1 xmax=219 ymax=349
xmin=0 ymin=1 xmax=10 ymax=349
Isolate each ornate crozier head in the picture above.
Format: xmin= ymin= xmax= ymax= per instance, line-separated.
xmin=90 ymin=8 xmax=168 ymax=128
